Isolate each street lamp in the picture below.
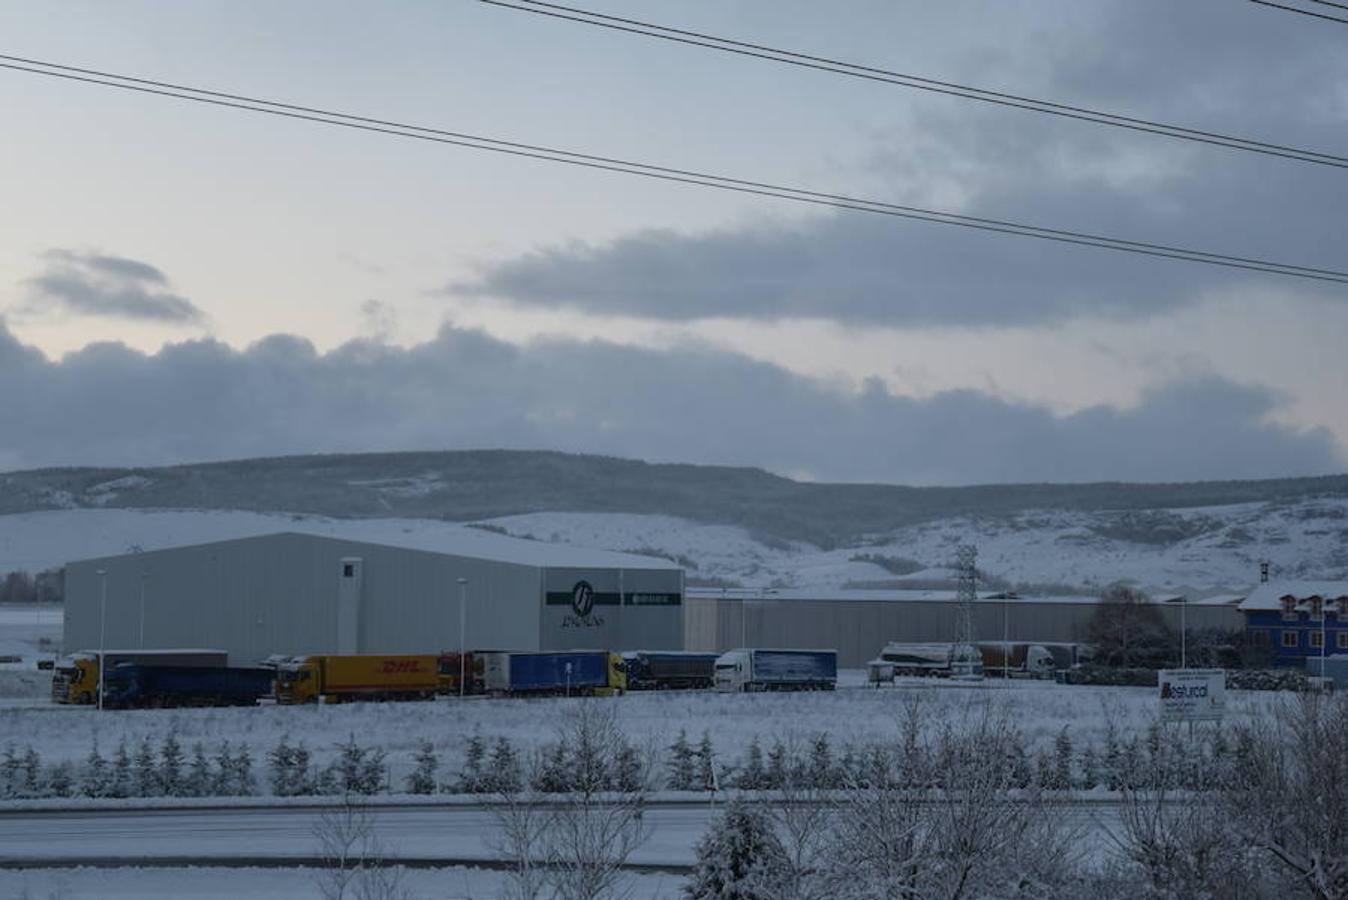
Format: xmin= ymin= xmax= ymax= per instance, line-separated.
xmin=138 ymin=571 xmax=148 ymax=649
xmin=456 ymin=577 xmax=468 ymax=698
xmin=1180 ymin=596 xmax=1187 ymax=670
xmin=96 ymin=568 xmax=107 ymax=711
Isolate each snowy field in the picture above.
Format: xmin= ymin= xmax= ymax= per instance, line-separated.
xmin=0 ymin=865 xmax=681 ymax=899
xmin=0 ymin=677 xmax=1286 ymax=791
xmin=2 ymin=499 xmax=1345 ymax=598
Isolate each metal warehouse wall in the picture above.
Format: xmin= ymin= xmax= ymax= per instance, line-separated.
xmin=63 ymin=533 xmax=543 ymax=664
xmin=684 ymin=596 xmax=1242 ymax=667
xmin=541 ymin=567 xmax=685 ymax=652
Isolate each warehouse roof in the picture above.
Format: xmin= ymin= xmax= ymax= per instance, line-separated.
xmin=69 ymin=523 xmax=682 ymax=571
xmin=686 ymin=588 xmax=1115 ymax=605
xmin=1238 ymin=581 xmax=1348 ymax=611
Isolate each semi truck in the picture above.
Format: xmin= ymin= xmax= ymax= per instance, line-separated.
xmin=875 ymin=642 xmax=989 ymax=679
xmin=479 ymin=650 xmax=626 ymax=696
xmin=622 ymin=651 xmax=719 ymax=690
xmin=102 ymin=664 xmax=275 ymax=709
xmin=713 ymin=649 xmax=837 ymax=692
xmin=275 ymin=654 xmax=439 ymax=704
xmin=51 ymin=649 xmax=229 ymax=705
xmin=436 ymin=651 xmax=484 ymax=695
xmin=976 ymin=642 xmax=1058 ymax=678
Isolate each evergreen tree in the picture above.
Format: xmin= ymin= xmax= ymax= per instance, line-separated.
xmin=866 ymin=744 xmax=893 ymax=790
xmin=737 ymin=738 xmax=765 ymax=790
xmin=490 ymin=737 xmax=522 ymax=794
xmin=268 ymin=736 xmax=298 ymax=797
xmin=22 ymin=747 xmax=41 ymax=796
xmin=765 ymin=740 xmax=789 ymax=791
xmin=667 ymin=729 xmax=697 ymax=791
xmin=109 ymin=739 xmax=131 ymax=799
xmin=533 ymin=742 xmax=571 ymax=793
xmin=1078 ymin=745 xmax=1100 ymax=790
xmin=232 ymin=744 xmax=257 ymax=796
xmin=698 ymin=731 xmax=718 ymax=792
xmin=683 ymin=800 xmax=789 ymax=900
xmin=1052 ymin=727 xmax=1073 ymax=790
xmin=133 ymin=738 xmax=158 ymax=797
xmin=212 ymin=741 xmax=233 ymax=796
xmin=1103 ymin=733 xmax=1123 ymax=790
xmin=838 ymin=743 xmax=861 ymax=788
xmin=159 ymin=734 xmax=185 ymax=797
xmin=187 ymin=743 xmax=211 ymax=797
xmin=1033 ymin=749 xmax=1053 ymax=789
xmin=47 ymin=761 xmax=73 ymax=798
xmin=613 ymin=740 xmax=643 ymax=794
xmin=405 ymin=740 xmax=438 ymax=795
xmin=809 ymin=733 xmax=835 ymax=789
xmin=1009 ymin=743 xmax=1032 ymax=789
xmin=459 ymin=732 xmax=487 ymax=793
xmin=1 ymin=744 xmax=19 ymax=798
xmin=81 ymin=742 xmax=109 ymax=798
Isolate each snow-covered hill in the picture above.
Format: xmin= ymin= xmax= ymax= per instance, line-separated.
xmin=0 ymin=497 xmax=1344 ymax=595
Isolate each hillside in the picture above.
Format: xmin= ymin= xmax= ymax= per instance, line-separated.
xmin=2 ymin=450 xmax=1347 ymax=548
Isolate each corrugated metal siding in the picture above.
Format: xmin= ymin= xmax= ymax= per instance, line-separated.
xmin=684 ymin=596 xmax=1242 ymax=667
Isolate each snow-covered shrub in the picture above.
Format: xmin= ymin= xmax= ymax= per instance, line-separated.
xmin=405 ymin=740 xmax=437 ymax=795
xmin=683 ymin=800 xmax=788 ymax=900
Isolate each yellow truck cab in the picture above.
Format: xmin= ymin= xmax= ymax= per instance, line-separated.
xmin=275 ymin=656 xmax=320 ymax=704
xmin=606 ymin=652 xmax=628 ymax=696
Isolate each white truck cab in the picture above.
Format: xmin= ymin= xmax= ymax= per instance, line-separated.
xmin=713 ymin=650 xmax=750 ymax=692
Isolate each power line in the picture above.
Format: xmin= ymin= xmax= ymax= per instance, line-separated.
xmin=3 ymin=55 xmax=1348 ymax=285
xmin=482 ymin=0 xmax=1348 ymax=170
xmin=1249 ymin=0 xmax=1348 ymax=23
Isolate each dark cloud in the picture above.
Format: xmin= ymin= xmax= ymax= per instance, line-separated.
xmin=0 ymin=322 xmax=1338 ymax=483
xmin=450 ymin=2 xmax=1348 ymax=327
xmin=21 ymin=250 xmax=205 ymax=324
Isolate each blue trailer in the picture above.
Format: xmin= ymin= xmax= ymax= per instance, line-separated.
xmin=102 ymin=664 xmax=275 ymax=708
xmin=714 ymin=649 xmax=837 ymax=692
xmin=481 ymin=651 xmax=619 ymax=695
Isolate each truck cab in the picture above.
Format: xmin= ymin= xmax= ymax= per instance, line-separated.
xmin=606 ymin=652 xmax=627 ymax=695
xmin=713 ymin=650 xmax=750 ymax=692
xmin=51 ymin=653 xmax=98 ymax=704
xmin=275 ymin=657 xmax=320 ymax=704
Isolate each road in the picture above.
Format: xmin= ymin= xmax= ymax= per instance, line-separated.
xmin=0 ymin=799 xmax=1122 ymax=870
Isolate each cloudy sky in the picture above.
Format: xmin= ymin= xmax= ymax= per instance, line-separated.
xmin=2 ymin=0 xmax=1346 ymax=483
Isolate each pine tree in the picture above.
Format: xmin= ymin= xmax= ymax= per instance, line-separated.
xmin=667 ymin=729 xmax=697 ymax=791
xmin=698 ymin=731 xmax=718 ymax=792
xmin=2 ymin=744 xmax=20 ymax=798
xmin=683 ymin=800 xmax=789 ymax=900
xmin=765 ymin=740 xmax=788 ymax=790
xmin=81 ymin=742 xmax=109 ymax=798
xmin=47 ymin=761 xmax=73 ymax=798
xmin=737 ymin=738 xmax=766 ymax=790
xmin=490 ymin=737 xmax=522 ymax=794
xmin=533 ymin=742 xmax=571 ymax=793
xmin=159 ymin=734 xmax=185 ymax=797
xmin=212 ymin=741 xmax=233 ymax=796
xmin=1079 ymin=745 xmax=1100 ymax=790
xmin=109 ymin=739 xmax=131 ymax=799
xmin=1104 ymin=733 xmax=1123 ymax=790
xmin=839 ymin=743 xmax=861 ymax=788
xmin=809 ymin=733 xmax=835 ymax=789
xmin=269 ymin=736 xmax=297 ymax=797
xmin=232 ymin=744 xmax=257 ymax=796
xmin=406 ymin=740 xmax=438 ymax=795
xmin=187 ymin=743 xmax=211 ymax=797
xmin=1053 ymin=727 xmax=1073 ymax=790
xmin=613 ymin=740 xmax=643 ymax=794
xmin=22 ymin=747 xmax=41 ymax=796
xmin=460 ymin=732 xmax=487 ymax=793
xmin=1034 ymin=749 xmax=1053 ymax=789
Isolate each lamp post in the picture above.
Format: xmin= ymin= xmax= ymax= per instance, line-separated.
xmin=96 ymin=568 xmax=107 ymax=711
xmin=138 ymin=571 xmax=148 ymax=649
xmin=1003 ymin=595 xmax=1010 ymax=680
xmin=456 ymin=577 xmax=468 ymax=698
xmin=1180 ymin=596 xmax=1187 ymax=670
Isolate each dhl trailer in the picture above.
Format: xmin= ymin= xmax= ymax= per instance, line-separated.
xmin=275 ymin=654 xmax=439 ymax=704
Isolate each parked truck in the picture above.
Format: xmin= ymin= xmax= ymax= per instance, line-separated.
xmin=51 ymin=649 xmax=228 ymax=705
xmin=436 ymin=651 xmax=484 ymax=695
xmin=976 ymin=642 xmax=1058 ymax=678
xmin=480 ymin=650 xmax=626 ymax=696
xmin=102 ymin=664 xmax=275 ymax=709
xmin=274 ymin=653 xmax=439 ymax=704
xmin=874 ymin=642 xmax=987 ymax=679
xmin=622 ymin=651 xmax=719 ymax=690
xmin=713 ymin=649 xmax=837 ymax=692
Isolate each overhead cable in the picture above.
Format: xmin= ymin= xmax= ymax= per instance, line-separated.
xmin=1249 ymin=0 xmax=1348 ymax=23
xmin=3 ymin=54 xmax=1347 ymax=285
xmin=482 ymin=0 xmax=1348 ymax=169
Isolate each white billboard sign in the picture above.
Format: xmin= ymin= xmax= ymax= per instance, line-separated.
xmin=1158 ymin=669 xmax=1226 ymax=722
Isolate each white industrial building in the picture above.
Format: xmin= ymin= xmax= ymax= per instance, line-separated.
xmin=63 ymin=531 xmax=684 ymax=664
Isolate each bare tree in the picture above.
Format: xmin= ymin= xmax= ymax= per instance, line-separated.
xmin=1087 ymin=584 xmax=1173 ymax=668
xmin=1222 ymin=694 xmax=1348 ymax=899
xmin=493 ymin=700 xmax=653 ymax=900
xmin=312 ymin=793 xmax=413 ymax=900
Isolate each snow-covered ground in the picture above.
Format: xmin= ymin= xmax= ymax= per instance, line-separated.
xmin=3 ymin=499 xmax=1343 ymax=598
xmin=0 ymin=865 xmax=681 ymax=899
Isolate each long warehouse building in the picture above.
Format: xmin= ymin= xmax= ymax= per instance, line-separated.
xmin=64 ymin=531 xmax=684 ymax=664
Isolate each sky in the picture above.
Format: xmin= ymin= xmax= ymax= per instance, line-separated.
xmin=1 ymin=0 xmax=1346 ymax=484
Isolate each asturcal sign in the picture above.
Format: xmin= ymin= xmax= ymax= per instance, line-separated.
xmin=1158 ymin=669 xmax=1226 ymax=722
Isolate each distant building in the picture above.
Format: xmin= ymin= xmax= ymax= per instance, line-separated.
xmin=63 ymin=531 xmax=684 ymax=664
xmin=1238 ymin=581 xmax=1348 ymax=668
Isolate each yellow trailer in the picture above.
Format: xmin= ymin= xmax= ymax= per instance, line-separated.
xmin=275 ymin=654 xmax=438 ymax=704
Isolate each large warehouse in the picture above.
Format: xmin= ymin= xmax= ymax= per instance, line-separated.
xmin=683 ymin=588 xmax=1244 ymax=667
xmin=64 ymin=530 xmax=684 ymax=664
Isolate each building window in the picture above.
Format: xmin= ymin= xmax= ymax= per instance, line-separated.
xmin=342 ymin=563 xmax=355 ymax=578
xmin=1338 ymin=632 xmax=1348 ymax=650
xmin=1282 ymin=631 xmax=1300 ymax=649
xmin=1311 ymin=631 xmax=1324 ymax=649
